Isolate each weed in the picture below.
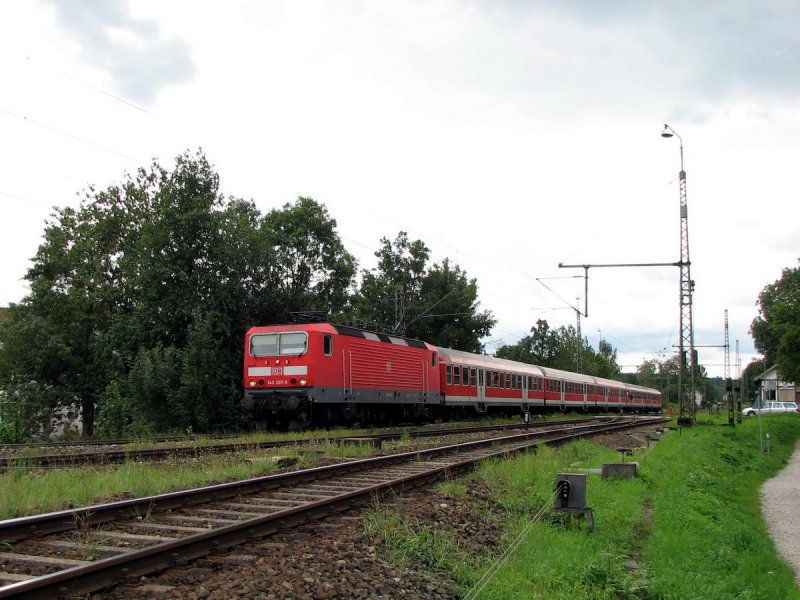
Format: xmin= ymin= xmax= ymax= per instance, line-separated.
xmin=131 ymin=501 xmax=155 ymax=523
xmin=437 ymin=480 xmax=467 ymax=499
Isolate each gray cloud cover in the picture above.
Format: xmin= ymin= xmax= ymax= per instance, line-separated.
xmin=511 ymin=0 xmax=800 ymax=98
xmin=43 ymin=0 xmax=195 ymax=104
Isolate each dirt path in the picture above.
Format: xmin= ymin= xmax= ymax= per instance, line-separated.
xmin=761 ymin=440 xmax=800 ymax=582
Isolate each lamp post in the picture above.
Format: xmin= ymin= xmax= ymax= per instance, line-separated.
xmin=661 ymin=124 xmax=696 ymax=425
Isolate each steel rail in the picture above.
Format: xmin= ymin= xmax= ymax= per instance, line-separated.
xmin=0 ymin=416 xmax=615 ymax=471
xmin=0 ymin=417 xmax=666 ymax=598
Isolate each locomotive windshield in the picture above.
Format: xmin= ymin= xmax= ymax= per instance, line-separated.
xmin=250 ymin=332 xmax=308 ymax=357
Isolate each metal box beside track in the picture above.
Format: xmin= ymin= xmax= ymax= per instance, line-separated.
xmin=555 ymin=473 xmax=587 ymax=509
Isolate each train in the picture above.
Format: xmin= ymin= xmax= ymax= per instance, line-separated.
xmin=242 ymin=322 xmax=662 ymax=429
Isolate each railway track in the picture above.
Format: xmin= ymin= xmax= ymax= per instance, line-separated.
xmin=0 ymin=416 xmax=614 ymax=471
xmin=0 ymin=416 xmax=666 ymax=598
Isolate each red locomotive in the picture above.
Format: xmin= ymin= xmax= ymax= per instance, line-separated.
xmin=242 ymin=323 xmax=662 ymax=428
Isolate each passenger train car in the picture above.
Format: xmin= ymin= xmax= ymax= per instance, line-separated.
xmin=242 ymin=323 xmax=662 ymax=428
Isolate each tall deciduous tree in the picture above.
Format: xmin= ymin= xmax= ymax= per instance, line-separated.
xmin=354 ymin=232 xmax=494 ymax=352
xmin=750 ymin=261 xmax=800 ymax=382
xmin=0 ymin=151 xmax=356 ymax=437
xmin=262 ymin=197 xmax=356 ymax=321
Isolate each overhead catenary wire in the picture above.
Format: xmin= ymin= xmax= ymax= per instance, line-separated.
xmin=462 ymin=487 xmax=561 ymax=600
xmin=0 ymin=106 xmax=145 ymax=164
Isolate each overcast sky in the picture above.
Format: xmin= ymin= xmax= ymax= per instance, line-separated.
xmin=1 ymin=1 xmax=798 ymax=377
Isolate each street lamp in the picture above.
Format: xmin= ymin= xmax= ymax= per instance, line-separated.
xmin=661 ymin=124 xmax=684 ymax=171
xmin=661 ymin=123 xmax=696 ymax=425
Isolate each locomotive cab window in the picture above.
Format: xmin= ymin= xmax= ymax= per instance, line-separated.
xmin=279 ymin=332 xmax=307 ymax=355
xmin=432 ymin=353 xmax=438 ymax=368
xmin=251 ymin=332 xmax=308 ymax=357
xmin=250 ymin=333 xmax=278 ymax=356
xmin=323 ymin=334 xmax=333 ymax=356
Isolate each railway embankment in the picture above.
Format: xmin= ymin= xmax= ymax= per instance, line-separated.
xmin=362 ymin=416 xmax=800 ymax=599
xmin=2 ymin=417 xmax=798 ymax=598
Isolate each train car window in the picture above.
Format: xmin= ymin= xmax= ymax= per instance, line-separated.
xmin=517 ymin=374 xmax=522 ymax=390
xmin=279 ymin=332 xmax=308 ymax=355
xmin=479 ymin=369 xmax=484 ymax=387
xmin=446 ymin=365 xmax=452 ymax=385
xmin=454 ymin=366 xmax=461 ymax=385
xmin=492 ymin=371 xmax=499 ymax=388
xmin=462 ymin=366 xmax=470 ymax=385
xmin=505 ymin=373 xmax=511 ymax=389
xmin=250 ymin=333 xmax=278 ymax=356
xmin=323 ymin=334 xmax=332 ymax=356
xmin=470 ymin=368 xmax=477 ymax=387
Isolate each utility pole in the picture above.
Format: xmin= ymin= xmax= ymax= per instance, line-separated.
xmin=724 ymin=309 xmax=734 ymax=426
xmin=735 ymin=340 xmax=743 ymax=424
xmin=559 ymin=124 xmax=697 ymax=424
xmin=575 ymin=298 xmax=582 ymax=374
xmin=534 ymin=276 xmax=585 ymax=373
xmin=661 ymin=124 xmax=696 ymax=426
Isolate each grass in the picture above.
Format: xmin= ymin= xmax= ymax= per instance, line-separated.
xmin=640 ymin=415 xmax=800 ymax=599
xmin=364 ymin=415 xmax=800 ymax=599
xmin=0 ymin=430 xmax=454 ymax=519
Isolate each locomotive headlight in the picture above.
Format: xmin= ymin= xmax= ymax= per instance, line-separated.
xmin=300 ymin=378 xmax=307 ymax=386
xmin=249 ymin=379 xmax=256 ymax=387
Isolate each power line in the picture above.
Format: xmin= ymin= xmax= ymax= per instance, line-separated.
xmin=24 ymin=55 xmax=148 ymax=114
xmin=0 ymin=107 xmax=145 ymax=163
xmin=0 ymin=191 xmax=54 ymax=209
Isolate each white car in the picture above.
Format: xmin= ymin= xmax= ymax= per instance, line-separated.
xmin=741 ymin=401 xmax=799 ymax=417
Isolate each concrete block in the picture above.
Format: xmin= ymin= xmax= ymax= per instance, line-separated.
xmin=601 ymin=462 xmax=639 ymax=479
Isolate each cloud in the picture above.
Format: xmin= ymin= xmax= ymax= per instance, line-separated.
xmin=511 ymin=0 xmax=800 ymax=99
xmin=43 ymin=0 xmax=195 ymax=104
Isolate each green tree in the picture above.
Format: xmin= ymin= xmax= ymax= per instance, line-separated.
xmin=495 ymin=319 xmax=620 ymax=378
xmin=354 ymin=232 xmax=495 ymax=352
xmin=355 ymin=232 xmax=429 ymax=332
xmin=741 ymin=358 xmax=767 ymax=404
xmin=262 ymin=197 xmax=356 ymax=320
xmin=1 ymin=151 xmax=359 ymax=437
xmin=750 ymin=261 xmax=800 ymax=382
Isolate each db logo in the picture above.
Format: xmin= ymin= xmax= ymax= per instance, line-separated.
xmin=271 ymin=367 xmax=284 ymax=376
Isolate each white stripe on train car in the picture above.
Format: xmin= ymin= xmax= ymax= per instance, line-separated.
xmin=248 ymin=366 xmax=308 ymax=376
